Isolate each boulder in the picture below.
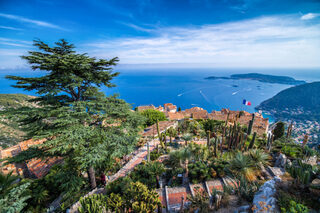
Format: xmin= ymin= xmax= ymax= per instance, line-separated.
xmin=267 ymin=166 xmax=285 ymax=177
xmin=309 ymin=178 xmax=320 ymax=196
xmin=252 ymin=177 xmax=281 ymax=213
xmin=303 ymin=156 xmax=317 ymax=166
xmin=275 ymin=153 xmax=290 ymax=168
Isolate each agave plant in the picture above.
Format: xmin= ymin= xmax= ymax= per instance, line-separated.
xmin=228 ymin=151 xmax=256 ymax=181
xmin=248 ymin=149 xmax=271 ymax=169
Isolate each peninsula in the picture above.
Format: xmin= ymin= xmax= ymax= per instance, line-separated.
xmin=205 ymin=73 xmax=306 ymax=85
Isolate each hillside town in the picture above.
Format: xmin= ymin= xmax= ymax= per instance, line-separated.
xmin=137 ymin=103 xmax=269 ymax=137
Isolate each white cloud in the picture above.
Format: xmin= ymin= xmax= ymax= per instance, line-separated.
xmin=301 ymin=13 xmax=320 ymax=20
xmin=85 ymin=15 xmax=320 ymax=68
xmin=0 ymin=13 xmax=63 ymax=30
xmin=0 ymin=25 xmax=22 ymax=31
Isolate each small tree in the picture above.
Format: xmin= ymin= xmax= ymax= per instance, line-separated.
xmin=167 ymin=127 xmax=177 ymax=143
xmin=140 ymin=109 xmax=167 ymax=127
xmin=273 ymin=121 xmax=285 ymax=140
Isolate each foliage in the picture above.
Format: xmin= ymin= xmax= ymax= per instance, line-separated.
xmin=79 ymin=194 xmax=107 ymax=213
xmin=228 ymin=176 xmax=260 ymax=202
xmin=202 ymin=119 xmax=224 ymax=133
xmin=0 ymin=94 xmax=36 ymax=148
xmin=166 ymin=126 xmax=177 ymax=143
xmin=0 ymin=181 xmax=31 ymax=213
xmin=0 ymin=171 xmax=19 ymax=195
xmin=278 ymin=190 xmax=309 ymax=213
xmin=248 ymin=149 xmax=271 ymax=169
xmin=272 ymin=139 xmax=304 ymax=158
xmin=227 ymin=151 xmax=256 ymax=181
xmin=286 ymin=160 xmax=318 ymax=187
xmin=124 ymin=181 xmax=161 ymax=212
xmin=140 ymin=109 xmax=166 ymax=127
xmin=273 ymin=121 xmax=285 ymax=140
xmin=178 ymin=119 xmax=201 ymax=135
xmin=181 ymin=133 xmax=193 ymax=145
xmin=103 ymin=180 xmax=161 ymax=212
xmin=188 ymin=161 xmax=211 ymax=183
xmin=150 ymin=149 xmax=162 ymax=161
xmin=187 ymin=187 xmax=210 ymax=213
xmin=5 ymin=39 xmax=145 ymax=190
xmin=256 ymin=82 xmax=320 ymax=122
xmin=130 ymin=161 xmax=165 ymax=189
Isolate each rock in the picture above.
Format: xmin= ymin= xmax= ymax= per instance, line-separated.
xmin=309 ymin=178 xmax=320 ymax=196
xmin=252 ymin=177 xmax=281 ymax=213
xmin=267 ymin=166 xmax=285 ymax=177
xmin=236 ymin=205 xmax=250 ymax=213
xmin=303 ymin=156 xmax=317 ymax=166
xmin=275 ymin=153 xmax=290 ymax=168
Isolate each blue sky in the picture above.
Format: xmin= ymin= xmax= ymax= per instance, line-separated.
xmin=0 ymin=0 xmax=320 ymax=69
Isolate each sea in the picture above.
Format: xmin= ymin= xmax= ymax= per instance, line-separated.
xmin=1 ymin=68 xmax=320 ymax=123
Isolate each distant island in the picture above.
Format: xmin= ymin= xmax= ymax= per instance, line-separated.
xmin=205 ymin=73 xmax=306 ymax=85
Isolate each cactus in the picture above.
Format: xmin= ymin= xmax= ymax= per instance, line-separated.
xmin=207 ymin=130 xmax=211 ymax=147
xmin=156 ymin=119 xmax=165 ymax=149
xmin=248 ymin=132 xmax=256 ymax=149
xmin=286 ymin=160 xmax=315 ymax=187
xmin=247 ymin=113 xmax=255 ymax=135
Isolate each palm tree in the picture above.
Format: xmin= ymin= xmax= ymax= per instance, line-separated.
xmin=228 ymin=152 xmax=256 ymax=181
xmin=181 ymin=133 xmax=193 ymax=146
xmin=179 ymin=147 xmax=193 ymax=184
xmin=166 ymin=127 xmax=177 ymax=144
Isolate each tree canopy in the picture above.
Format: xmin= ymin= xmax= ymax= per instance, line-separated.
xmin=5 ymin=39 xmax=144 ymax=191
xmin=140 ymin=109 xmax=166 ymax=127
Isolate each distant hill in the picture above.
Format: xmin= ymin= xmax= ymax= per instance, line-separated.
xmin=205 ymin=73 xmax=306 ymax=85
xmin=0 ymin=94 xmax=37 ymax=148
xmin=256 ymin=82 xmax=320 ymax=121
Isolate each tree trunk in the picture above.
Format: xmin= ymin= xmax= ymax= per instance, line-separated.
xmin=184 ymin=159 xmax=189 ymax=184
xmin=87 ymin=166 xmax=97 ymax=189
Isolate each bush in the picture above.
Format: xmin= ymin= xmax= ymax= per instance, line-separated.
xmin=130 ymin=162 xmax=165 ymax=189
xmin=188 ymin=161 xmax=211 ymax=183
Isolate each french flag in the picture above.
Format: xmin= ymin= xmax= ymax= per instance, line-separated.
xmin=243 ymin=99 xmax=251 ymax=106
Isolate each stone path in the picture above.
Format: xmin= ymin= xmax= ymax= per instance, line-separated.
xmin=108 ymin=139 xmax=159 ymax=182
xmin=68 ymin=139 xmax=159 ymax=213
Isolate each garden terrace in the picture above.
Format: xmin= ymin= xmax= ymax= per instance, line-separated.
xmin=142 ymin=121 xmax=177 ymax=137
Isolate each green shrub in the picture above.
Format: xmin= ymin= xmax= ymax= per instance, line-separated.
xmin=78 ymin=194 xmax=107 ymax=213
xmin=280 ymin=200 xmax=309 ymax=213
xmin=188 ymin=161 xmax=211 ymax=183
xmin=130 ymin=161 xmax=165 ymax=189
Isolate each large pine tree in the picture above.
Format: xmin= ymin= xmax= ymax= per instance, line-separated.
xmin=5 ymin=39 xmax=144 ymax=189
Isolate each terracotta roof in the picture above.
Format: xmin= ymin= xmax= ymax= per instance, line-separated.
xmin=137 ymin=105 xmax=155 ymax=112
xmin=167 ymin=112 xmax=186 ymax=120
xmin=164 ymin=103 xmax=174 ymax=108
xmin=192 ymin=110 xmax=208 ymax=119
xmin=0 ymin=139 xmax=62 ymax=178
xmin=185 ymin=107 xmax=204 ymax=113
